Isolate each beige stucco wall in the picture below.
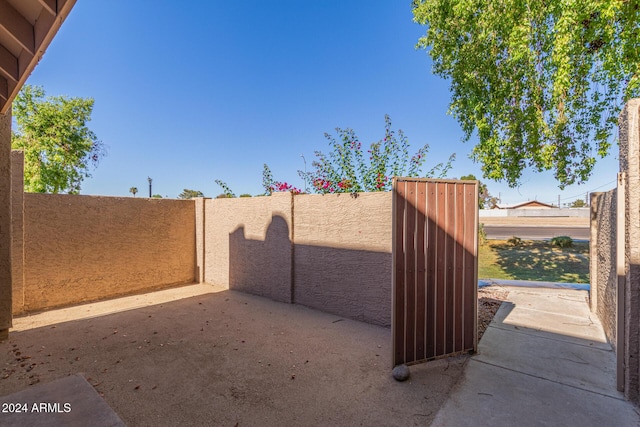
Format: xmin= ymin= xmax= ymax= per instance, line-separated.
xmin=200 ymin=192 xmax=392 ymax=325
xmin=19 ymin=194 xmax=196 ymax=313
xmin=14 ymin=189 xmax=393 ymax=326
xmin=619 ymin=99 xmax=640 ymax=403
xmin=590 ymin=190 xmax=617 ymax=349
xmin=203 ymin=193 xmax=293 ymax=303
xmin=11 ymin=151 xmax=23 ymax=316
xmin=592 ymin=98 xmax=640 ymax=404
xmin=0 ymin=111 xmax=11 ymax=334
xmin=293 ymin=192 xmax=392 ymax=326
xmin=194 ymin=197 xmax=208 ymax=284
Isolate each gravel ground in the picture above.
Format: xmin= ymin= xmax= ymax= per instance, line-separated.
xmin=477 ymin=286 xmax=510 ymax=342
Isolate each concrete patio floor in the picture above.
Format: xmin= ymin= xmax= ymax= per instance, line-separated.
xmin=432 ymin=286 xmax=640 ymax=426
xmin=0 ymin=284 xmax=466 ymax=426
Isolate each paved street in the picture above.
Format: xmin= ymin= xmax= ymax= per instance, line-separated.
xmin=483 ymin=225 xmax=589 ymax=240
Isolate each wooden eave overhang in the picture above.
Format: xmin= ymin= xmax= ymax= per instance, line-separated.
xmin=0 ymin=0 xmax=77 ymax=114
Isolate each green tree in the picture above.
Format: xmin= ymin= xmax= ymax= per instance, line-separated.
xmin=569 ymin=199 xmax=587 ymax=208
xmin=459 ymin=174 xmax=498 ymax=209
xmin=11 ymin=85 xmax=104 ymax=193
xmin=129 ymin=187 xmax=138 ymax=197
xmin=299 ymin=115 xmax=455 ymax=193
xmin=177 ymin=189 xmax=204 ymax=199
xmin=152 ymin=194 xmax=163 ymax=198
xmin=413 ymin=1 xmax=640 ymax=188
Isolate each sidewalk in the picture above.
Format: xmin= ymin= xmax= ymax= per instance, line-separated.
xmin=432 ymin=286 xmax=640 ymax=426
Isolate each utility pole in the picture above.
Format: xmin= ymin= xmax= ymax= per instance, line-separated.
xmin=301 ymin=154 xmax=307 ymax=193
xmin=148 ymin=177 xmax=152 ymax=198
xmin=558 ymin=194 xmax=561 ymax=208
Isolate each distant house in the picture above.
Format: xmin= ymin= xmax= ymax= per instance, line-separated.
xmin=495 ymin=200 xmax=556 ymax=209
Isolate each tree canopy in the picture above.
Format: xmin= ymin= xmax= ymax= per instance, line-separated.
xmin=177 ymin=189 xmax=205 ymax=199
xmin=413 ymin=0 xmax=640 ymax=188
xmin=569 ymin=199 xmax=587 ymax=208
xmin=459 ymin=174 xmax=498 ymax=209
xmin=11 ymin=85 xmax=104 ymax=193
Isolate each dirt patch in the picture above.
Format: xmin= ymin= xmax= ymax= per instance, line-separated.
xmin=0 ymin=284 xmax=511 ymax=426
xmin=0 ymin=289 xmax=468 ymax=427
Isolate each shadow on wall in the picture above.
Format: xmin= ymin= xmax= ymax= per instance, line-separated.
xmin=229 ymin=216 xmax=292 ymax=304
xmin=229 ymin=215 xmax=392 ymax=327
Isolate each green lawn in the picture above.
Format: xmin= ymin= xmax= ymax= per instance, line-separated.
xmin=478 ymin=239 xmax=590 ymax=283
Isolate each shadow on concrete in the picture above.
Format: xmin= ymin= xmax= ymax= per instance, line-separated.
xmin=433 ymin=287 xmax=639 ymax=426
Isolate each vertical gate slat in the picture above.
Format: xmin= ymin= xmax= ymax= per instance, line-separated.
xmin=415 ymin=182 xmax=427 ymax=361
xmin=392 ymin=178 xmax=478 ymax=367
xmin=426 ymin=182 xmax=437 ymax=360
xmin=454 ymin=183 xmax=465 ymax=352
xmin=445 ymin=183 xmax=456 ymax=354
xmin=435 ymin=182 xmax=446 ymax=356
xmin=405 ymin=182 xmax=417 ymax=362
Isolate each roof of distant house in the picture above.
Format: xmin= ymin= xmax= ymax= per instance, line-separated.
xmin=494 ymin=200 xmax=556 ymax=209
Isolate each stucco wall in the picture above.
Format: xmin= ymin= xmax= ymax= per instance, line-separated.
xmin=11 ymin=151 xmax=23 ymax=316
xmin=195 ymin=197 xmax=208 ymax=284
xmin=592 ymin=98 xmax=640 ymax=404
xmin=13 ymin=189 xmax=392 ymax=326
xmin=620 ymin=99 xmax=640 ymax=403
xmin=203 ymin=193 xmax=293 ymax=303
xmin=293 ymin=192 xmax=392 ymax=326
xmin=13 ymin=187 xmax=393 ymax=327
xmin=590 ymin=190 xmax=617 ymax=349
xmin=0 ymin=111 xmax=11 ymax=334
xmin=19 ymin=194 xmax=196 ymax=313
xmin=200 ymin=192 xmax=392 ymax=326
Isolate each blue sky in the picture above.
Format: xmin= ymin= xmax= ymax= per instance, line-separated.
xmin=23 ymin=1 xmax=618 ymax=205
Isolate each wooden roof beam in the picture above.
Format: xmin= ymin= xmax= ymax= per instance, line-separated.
xmin=0 ymin=0 xmax=77 ymax=114
xmin=35 ymin=7 xmax=56 ymax=48
xmin=0 ymin=44 xmax=18 ymax=83
xmin=0 ymin=77 xmax=8 ymax=103
xmin=0 ymin=0 xmax=35 ymax=55
xmin=38 ymin=0 xmax=56 ymax=16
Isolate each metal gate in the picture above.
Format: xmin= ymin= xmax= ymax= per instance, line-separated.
xmin=392 ymin=178 xmax=478 ymax=366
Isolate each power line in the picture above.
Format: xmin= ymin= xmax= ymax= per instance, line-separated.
xmin=564 ymin=180 xmax=617 ymax=199
xmin=542 ymin=179 xmax=617 ymax=205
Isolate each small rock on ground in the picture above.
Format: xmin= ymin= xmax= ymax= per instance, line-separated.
xmin=392 ymin=364 xmax=410 ymax=381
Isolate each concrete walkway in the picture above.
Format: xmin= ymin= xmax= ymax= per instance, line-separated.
xmin=0 ymin=374 xmax=125 ymax=427
xmin=432 ymin=286 xmax=640 ymax=426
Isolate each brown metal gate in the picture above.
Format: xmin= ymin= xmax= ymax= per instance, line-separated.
xmin=392 ymin=178 xmax=478 ymax=366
